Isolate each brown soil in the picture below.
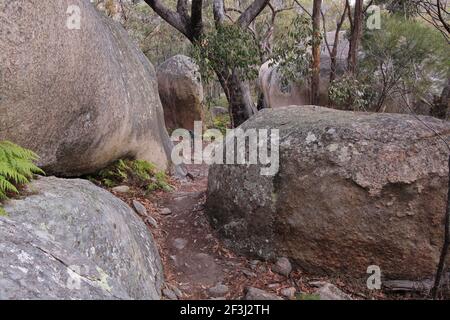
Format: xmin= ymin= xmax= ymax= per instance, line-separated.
xmin=109 ymin=162 xmax=428 ymax=300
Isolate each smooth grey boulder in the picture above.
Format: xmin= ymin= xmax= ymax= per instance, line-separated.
xmin=0 ymin=217 xmax=130 ymax=300
xmin=3 ymin=176 xmax=163 ymax=300
xmin=0 ymin=0 xmax=172 ymax=176
xmin=157 ymin=55 xmax=204 ymax=131
xmin=206 ymin=105 xmax=450 ymax=280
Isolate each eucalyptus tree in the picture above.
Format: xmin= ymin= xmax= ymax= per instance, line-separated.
xmin=143 ymin=0 xmax=270 ymax=127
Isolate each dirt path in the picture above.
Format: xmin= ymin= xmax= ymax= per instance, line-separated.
xmin=151 ymin=162 xmax=301 ymax=300
xmin=114 ymin=162 xmax=312 ymax=300
xmin=113 ymin=162 xmax=388 ymax=300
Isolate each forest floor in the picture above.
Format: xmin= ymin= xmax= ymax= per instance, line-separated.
xmin=110 ymin=162 xmax=424 ymax=300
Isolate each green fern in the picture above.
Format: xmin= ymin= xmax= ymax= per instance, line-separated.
xmin=0 ymin=141 xmax=44 ymax=200
xmin=90 ymin=159 xmax=173 ymax=193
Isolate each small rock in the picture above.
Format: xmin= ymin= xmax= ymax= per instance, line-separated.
xmin=144 ymin=216 xmax=158 ymax=228
xmin=311 ymin=282 xmax=352 ymax=300
xmin=112 ymin=185 xmax=130 ymax=193
xmin=168 ymin=285 xmax=183 ymax=298
xmin=160 ymin=207 xmax=172 ymax=215
xmin=272 ymin=257 xmax=292 ymax=277
xmin=257 ymin=264 xmax=267 ymax=272
xmin=245 ymin=287 xmax=283 ymax=300
xmin=132 ymin=200 xmax=148 ymax=216
xmin=173 ymin=238 xmax=188 ymax=250
xmin=163 ymin=288 xmax=178 ymax=300
xmin=250 ymin=260 xmax=260 ymax=270
xmin=242 ymin=269 xmax=257 ymax=278
xmin=267 ymin=283 xmax=281 ymax=289
xmin=208 ymin=283 xmax=229 ymax=297
xmin=280 ymin=287 xmax=296 ymax=299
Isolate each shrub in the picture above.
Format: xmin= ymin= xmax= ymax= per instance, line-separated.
xmin=191 ymin=23 xmax=260 ymax=84
xmin=361 ymin=15 xmax=449 ymax=111
xmin=270 ymin=15 xmax=315 ymax=88
xmin=0 ymin=141 xmax=44 ymax=215
xmin=89 ymin=159 xmax=173 ymax=193
xmin=212 ymin=114 xmax=231 ymax=135
xmin=328 ymin=74 xmax=374 ymax=111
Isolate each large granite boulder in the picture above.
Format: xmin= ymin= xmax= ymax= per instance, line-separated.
xmin=0 ymin=217 xmax=130 ymax=300
xmin=0 ymin=0 xmax=172 ymax=176
xmin=3 ymin=176 xmax=163 ymax=299
xmin=157 ymin=55 xmax=204 ymax=131
xmin=259 ymin=31 xmax=348 ymax=109
xmin=206 ymin=106 xmax=450 ymax=280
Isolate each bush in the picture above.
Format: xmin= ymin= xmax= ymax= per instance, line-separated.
xmin=270 ymin=15 xmax=315 ymax=88
xmin=361 ymin=15 xmax=449 ymax=111
xmin=191 ymin=23 xmax=260 ymax=84
xmin=88 ymin=159 xmax=173 ymax=193
xmin=212 ymin=114 xmax=231 ymax=135
xmin=0 ymin=141 xmax=44 ymax=215
xmin=328 ymin=74 xmax=374 ymax=111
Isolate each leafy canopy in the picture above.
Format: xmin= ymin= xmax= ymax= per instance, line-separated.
xmin=191 ymin=23 xmax=261 ymax=83
xmin=270 ymin=15 xmax=315 ymax=88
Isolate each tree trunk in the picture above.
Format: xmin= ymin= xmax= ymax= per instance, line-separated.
xmin=311 ymin=0 xmax=322 ymax=105
xmin=216 ymin=68 xmax=257 ymax=127
xmin=329 ymin=5 xmax=348 ymax=83
xmin=348 ymin=0 xmax=364 ymax=74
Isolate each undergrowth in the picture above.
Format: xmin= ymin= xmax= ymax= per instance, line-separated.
xmin=212 ymin=114 xmax=231 ymax=135
xmin=0 ymin=141 xmax=44 ymax=216
xmin=88 ymin=159 xmax=173 ymax=193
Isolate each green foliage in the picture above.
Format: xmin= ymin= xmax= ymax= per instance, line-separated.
xmin=191 ymin=23 xmax=261 ymax=83
xmin=0 ymin=141 xmax=44 ymax=200
xmin=270 ymin=15 xmax=316 ymax=87
xmin=206 ymin=95 xmax=229 ymax=109
xmin=212 ymin=114 xmax=231 ymax=135
xmin=383 ymin=0 xmax=420 ymax=18
xmin=328 ymin=74 xmax=374 ymax=111
xmin=296 ymin=293 xmax=321 ymax=300
xmin=361 ymin=14 xmax=449 ymax=109
xmin=90 ymin=159 xmax=173 ymax=193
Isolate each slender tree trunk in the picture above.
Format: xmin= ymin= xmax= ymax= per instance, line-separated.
xmin=348 ymin=0 xmax=364 ymax=74
xmin=311 ymin=0 xmax=322 ymax=105
xmin=216 ymin=68 xmax=257 ymax=127
xmin=329 ymin=6 xmax=348 ymax=83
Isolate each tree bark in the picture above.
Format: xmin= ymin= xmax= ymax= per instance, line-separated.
xmin=348 ymin=0 xmax=364 ymax=74
xmin=213 ymin=0 xmax=265 ymax=126
xmin=311 ymin=0 xmax=322 ymax=105
xmin=431 ymin=154 xmax=450 ymax=299
xmin=216 ymin=68 xmax=256 ymax=127
xmin=329 ymin=5 xmax=348 ymax=83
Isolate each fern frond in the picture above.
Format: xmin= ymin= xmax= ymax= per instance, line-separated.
xmin=0 ymin=141 xmax=44 ymax=201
